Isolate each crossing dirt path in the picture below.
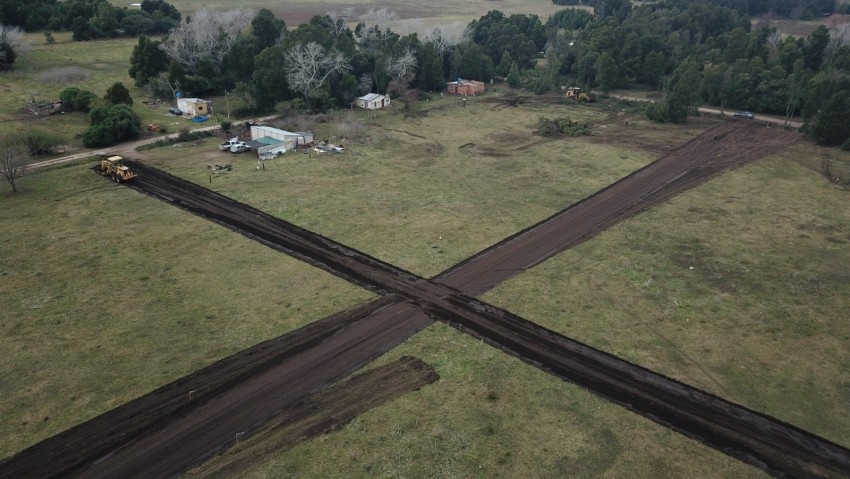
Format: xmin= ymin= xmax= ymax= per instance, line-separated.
xmin=3 ymin=121 xmax=848 ymax=479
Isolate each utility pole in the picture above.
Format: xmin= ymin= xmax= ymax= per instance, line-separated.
xmin=224 ymin=90 xmax=231 ymax=119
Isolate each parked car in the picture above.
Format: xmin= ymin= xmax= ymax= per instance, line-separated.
xmin=219 ymin=138 xmax=240 ymax=151
xmin=230 ymin=142 xmax=250 ymax=153
xmin=168 ymin=107 xmax=182 ymax=115
xmin=734 ymin=111 xmax=754 ymax=119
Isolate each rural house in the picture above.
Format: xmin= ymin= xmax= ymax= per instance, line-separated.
xmin=356 ymin=93 xmax=390 ymax=110
xmin=446 ymin=79 xmax=485 ymax=96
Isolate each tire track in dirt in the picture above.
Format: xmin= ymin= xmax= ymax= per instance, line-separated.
xmin=3 ymin=122 xmax=847 ymax=479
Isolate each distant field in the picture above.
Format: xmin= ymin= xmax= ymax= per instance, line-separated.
xmin=170 ymin=0 xmax=567 ymax=30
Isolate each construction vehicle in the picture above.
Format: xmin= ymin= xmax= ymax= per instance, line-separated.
xmin=99 ymin=156 xmax=137 ymax=182
xmin=565 ymin=87 xmax=595 ymax=102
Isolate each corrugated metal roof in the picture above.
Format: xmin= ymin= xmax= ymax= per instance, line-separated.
xmin=358 ymin=93 xmax=386 ymax=101
xmin=255 ymin=136 xmax=284 ymax=145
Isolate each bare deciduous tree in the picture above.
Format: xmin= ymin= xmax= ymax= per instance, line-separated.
xmin=0 ymin=136 xmax=27 ymax=193
xmin=326 ymin=8 xmax=354 ymax=36
xmin=358 ymin=73 xmax=374 ymax=94
xmin=285 ymin=42 xmax=351 ymax=108
xmin=160 ymin=8 xmax=254 ymax=74
xmin=385 ymin=48 xmax=418 ymax=96
xmin=0 ymin=24 xmax=30 ymax=54
xmin=358 ymin=7 xmax=398 ymax=52
xmin=825 ymin=24 xmax=850 ymax=66
xmin=766 ymin=31 xmax=783 ymax=60
xmin=424 ymin=24 xmax=468 ymax=57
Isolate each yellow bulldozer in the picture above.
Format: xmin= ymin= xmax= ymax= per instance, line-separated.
xmin=99 ymin=156 xmax=137 ymax=182
xmin=565 ymin=87 xmax=596 ymax=103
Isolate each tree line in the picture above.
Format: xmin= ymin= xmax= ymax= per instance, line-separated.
xmin=4 ymin=0 xmax=850 ymax=148
xmin=0 ymin=0 xmax=180 ymax=39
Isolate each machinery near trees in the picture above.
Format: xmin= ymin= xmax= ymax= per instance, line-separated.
xmin=565 ymin=87 xmax=595 ymax=102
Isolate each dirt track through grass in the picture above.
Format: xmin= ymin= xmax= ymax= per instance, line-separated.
xmin=3 ymin=122 xmax=848 ymax=479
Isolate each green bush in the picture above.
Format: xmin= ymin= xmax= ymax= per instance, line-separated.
xmin=104 ymin=82 xmax=133 ymax=106
xmin=535 ymin=116 xmax=590 ymax=137
xmin=82 ymin=105 xmax=142 ymax=147
xmin=60 ymin=87 xmax=98 ymax=112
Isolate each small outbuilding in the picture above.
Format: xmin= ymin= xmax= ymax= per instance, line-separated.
xmin=356 ymin=93 xmax=391 ymax=110
xmin=248 ymin=125 xmax=313 ymax=157
xmin=446 ymin=79 xmax=485 ymax=96
xmin=176 ymin=97 xmax=209 ymax=116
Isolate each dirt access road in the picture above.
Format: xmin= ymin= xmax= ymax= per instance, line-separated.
xmin=2 ymin=121 xmax=848 ymax=479
xmin=608 ymin=93 xmax=804 ymax=128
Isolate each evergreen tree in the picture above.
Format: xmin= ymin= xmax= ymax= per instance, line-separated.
xmin=507 ymin=62 xmax=521 ymax=88
xmin=129 ymin=35 xmax=169 ymax=86
xmin=809 ymin=91 xmax=850 ymax=146
xmin=104 ymin=82 xmax=133 ymax=106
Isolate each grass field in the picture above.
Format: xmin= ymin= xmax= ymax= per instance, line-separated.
xmin=6 ymin=91 xmax=850 ymax=478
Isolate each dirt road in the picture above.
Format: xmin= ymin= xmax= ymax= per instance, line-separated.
xmin=608 ymin=93 xmax=804 ymax=128
xmin=3 ymin=122 xmax=847 ymax=479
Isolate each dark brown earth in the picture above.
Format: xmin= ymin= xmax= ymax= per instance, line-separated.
xmin=2 ymin=121 xmax=848 ymax=479
xmin=186 ymin=356 xmax=439 ymax=478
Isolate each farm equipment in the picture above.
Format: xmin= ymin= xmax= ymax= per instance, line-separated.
xmin=565 ymin=87 xmax=595 ymax=102
xmin=99 ymin=156 xmax=137 ymax=182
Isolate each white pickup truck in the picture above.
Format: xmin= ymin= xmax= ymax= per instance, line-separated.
xmin=219 ymin=137 xmax=241 ymax=151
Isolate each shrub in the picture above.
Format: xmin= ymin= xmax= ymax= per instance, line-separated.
xmin=60 ymin=87 xmax=98 ymax=112
xmin=104 ymin=82 xmax=133 ymax=106
xmin=23 ymin=129 xmax=64 ymax=155
xmin=535 ymin=116 xmax=590 ymax=137
xmin=82 ymin=104 xmax=142 ymax=147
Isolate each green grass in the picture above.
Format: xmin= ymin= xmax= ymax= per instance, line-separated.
xmin=6 ymin=90 xmax=848 ymax=478
xmin=0 ymin=162 xmax=372 ymax=459
xmin=186 ymin=105 xmax=845 ymax=478
xmin=482 ymin=144 xmax=850 ymax=446
xmin=144 ymin=96 xmax=656 ymax=278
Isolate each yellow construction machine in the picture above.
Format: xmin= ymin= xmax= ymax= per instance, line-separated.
xmin=99 ymin=156 xmax=137 ymax=182
xmin=565 ymin=87 xmax=596 ymax=102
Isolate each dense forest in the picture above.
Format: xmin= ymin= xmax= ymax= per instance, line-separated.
xmin=3 ymin=0 xmax=850 ymax=147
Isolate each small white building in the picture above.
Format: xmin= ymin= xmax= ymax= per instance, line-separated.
xmin=356 ymin=93 xmax=390 ymax=110
xmin=176 ymin=97 xmax=209 ymax=116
